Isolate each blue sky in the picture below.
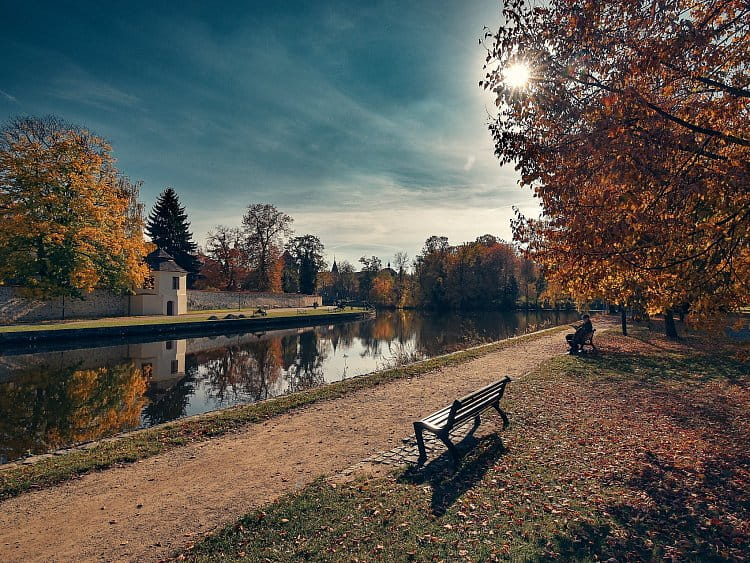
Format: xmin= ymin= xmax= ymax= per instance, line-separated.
xmin=0 ymin=0 xmax=536 ymax=267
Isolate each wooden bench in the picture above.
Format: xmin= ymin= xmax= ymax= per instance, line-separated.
xmin=581 ymin=329 xmax=596 ymax=352
xmin=413 ymin=377 xmax=511 ymax=466
xmin=567 ymin=327 xmax=597 ymax=354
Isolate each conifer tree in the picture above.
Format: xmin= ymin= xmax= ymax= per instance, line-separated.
xmin=145 ymin=188 xmax=201 ymax=286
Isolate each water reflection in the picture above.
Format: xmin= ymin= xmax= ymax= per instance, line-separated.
xmin=0 ymin=310 xmax=579 ymax=462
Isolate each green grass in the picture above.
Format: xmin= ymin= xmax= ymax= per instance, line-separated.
xmin=0 ymin=324 xmax=569 ymax=501
xmin=182 ymin=326 xmax=750 ymax=562
xmin=0 ymin=307 xmax=365 ymax=333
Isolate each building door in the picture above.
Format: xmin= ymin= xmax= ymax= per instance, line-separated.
xmin=167 ymin=300 xmax=174 ymax=316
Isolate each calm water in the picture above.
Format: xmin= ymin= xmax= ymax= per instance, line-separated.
xmin=0 ymin=310 xmax=580 ymax=463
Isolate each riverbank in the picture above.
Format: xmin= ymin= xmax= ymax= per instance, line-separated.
xmin=0 ymin=322 xmax=573 ymax=500
xmin=2 ymin=317 xmax=746 ymax=562
xmin=184 ymin=322 xmax=749 ymax=562
xmin=0 ymin=307 xmax=371 ymax=345
xmin=0 ymin=319 xmax=586 ymax=562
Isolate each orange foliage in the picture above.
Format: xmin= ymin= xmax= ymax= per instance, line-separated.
xmin=267 ymin=246 xmax=284 ymax=293
xmin=484 ymin=1 xmax=750 ymax=318
xmin=369 ymin=272 xmax=396 ymax=306
xmin=0 ymin=362 xmax=147 ymax=459
xmin=0 ymin=116 xmax=150 ymax=297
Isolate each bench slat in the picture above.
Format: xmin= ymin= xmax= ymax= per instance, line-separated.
xmin=419 ymin=377 xmax=510 ymax=426
xmin=455 ymin=379 xmax=509 ymax=407
xmin=414 ymin=376 xmax=511 ymax=466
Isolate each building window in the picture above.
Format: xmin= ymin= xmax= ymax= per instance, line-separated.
xmin=172 ymin=276 xmax=180 ymax=290
xmin=165 ymin=340 xmax=173 ymax=350
xmin=143 ymin=276 xmax=155 ymax=290
xmin=170 ymin=360 xmax=179 ymax=374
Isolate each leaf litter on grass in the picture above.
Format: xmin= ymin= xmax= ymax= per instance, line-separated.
xmin=182 ymin=329 xmax=750 ymax=562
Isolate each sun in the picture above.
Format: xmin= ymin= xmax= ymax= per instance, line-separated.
xmin=504 ymin=63 xmax=531 ymax=89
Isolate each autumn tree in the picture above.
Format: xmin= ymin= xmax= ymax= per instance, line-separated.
xmin=483 ymin=0 xmax=750 ymax=336
xmin=414 ymin=237 xmax=450 ymax=308
xmin=322 ymin=259 xmax=358 ymax=302
xmin=241 ymin=203 xmax=292 ymax=292
xmin=358 ymin=256 xmax=382 ymax=301
xmin=146 ymin=188 xmax=201 ymax=287
xmin=286 ymin=235 xmax=326 ymax=295
xmin=0 ymin=116 xmax=150 ymax=298
xmin=204 ymin=225 xmax=248 ymax=290
xmin=414 ymin=235 xmax=521 ymax=309
xmin=369 ymin=271 xmax=396 ymax=307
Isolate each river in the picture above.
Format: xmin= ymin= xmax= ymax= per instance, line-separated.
xmin=0 ymin=309 xmax=580 ymax=463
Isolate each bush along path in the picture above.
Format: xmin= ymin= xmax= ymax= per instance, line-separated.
xmin=182 ymin=326 xmax=749 ymax=562
xmin=0 ymin=321 xmax=589 ymax=563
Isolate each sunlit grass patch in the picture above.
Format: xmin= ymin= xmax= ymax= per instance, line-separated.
xmin=0 ymin=307 xmax=367 ymax=333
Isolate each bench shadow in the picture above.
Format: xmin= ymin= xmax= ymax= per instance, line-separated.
xmin=398 ymin=433 xmax=507 ymax=517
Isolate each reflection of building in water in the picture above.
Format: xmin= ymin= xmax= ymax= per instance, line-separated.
xmin=128 ymin=340 xmax=186 ymax=392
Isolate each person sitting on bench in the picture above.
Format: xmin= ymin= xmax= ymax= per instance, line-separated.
xmin=566 ymin=314 xmax=593 ymax=354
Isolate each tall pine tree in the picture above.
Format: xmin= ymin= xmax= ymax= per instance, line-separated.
xmin=145 ymin=188 xmax=201 ymax=287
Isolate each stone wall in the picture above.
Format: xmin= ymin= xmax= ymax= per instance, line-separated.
xmin=0 ymin=287 xmax=130 ymax=324
xmin=187 ymin=290 xmax=320 ymax=311
xmin=0 ymin=286 xmax=322 ymax=324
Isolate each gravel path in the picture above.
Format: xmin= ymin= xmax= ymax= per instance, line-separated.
xmin=0 ymin=319 xmax=614 ymax=562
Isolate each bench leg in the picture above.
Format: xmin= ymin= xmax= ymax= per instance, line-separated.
xmin=472 ymin=414 xmax=481 ymax=432
xmin=493 ymin=403 xmax=510 ymax=429
xmin=413 ymin=422 xmax=427 ymax=465
xmin=437 ymin=430 xmax=461 ymax=467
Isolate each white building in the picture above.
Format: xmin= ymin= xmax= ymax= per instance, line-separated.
xmin=131 ymin=249 xmax=187 ymax=316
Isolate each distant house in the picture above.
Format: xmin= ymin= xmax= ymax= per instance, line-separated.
xmin=132 ymin=249 xmax=187 ymax=316
xmin=380 ymin=262 xmax=397 ymax=277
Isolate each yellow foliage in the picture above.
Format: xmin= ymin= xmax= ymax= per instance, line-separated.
xmin=0 ymin=117 xmax=150 ymax=297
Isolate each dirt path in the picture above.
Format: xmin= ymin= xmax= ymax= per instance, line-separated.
xmin=0 ymin=319 xmax=615 ymax=562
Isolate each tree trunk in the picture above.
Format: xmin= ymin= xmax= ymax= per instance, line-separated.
xmin=620 ymin=305 xmax=627 ymax=336
xmin=664 ymin=308 xmax=679 ymax=339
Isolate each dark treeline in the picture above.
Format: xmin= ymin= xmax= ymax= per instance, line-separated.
xmin=319 ymin=234 xmax=547 ymax=310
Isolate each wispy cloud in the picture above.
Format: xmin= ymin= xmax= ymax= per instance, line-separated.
xmin=51 ymin=65 xmax=139 ymax=110
xmin=0 ymin=89 xmax=17 ymax=102
xmin=1 ymin=1 xmax=523 ymax=264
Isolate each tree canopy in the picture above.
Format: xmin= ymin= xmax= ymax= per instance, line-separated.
xmin=203 ymin=225 xmax=248 ymax=290
xmin=241 ymin=203 xmax=293 ymax=292
xmin=414 ymin=235 xmax=520 ymax=310
xmin=145 ymin=188 xmax=201 ymax=286
xmin=286 ymin=235 xmax=326 ymax=295
xmin=0 ymin=116 xmax=150 ymax=298
xmin=483 ymin=0 xmax=750 ymax=327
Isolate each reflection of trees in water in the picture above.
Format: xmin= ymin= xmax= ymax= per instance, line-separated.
xmin=191 ymin=339 xmax=283 ymax=404
xmin=325 ymin=321 xmax=360 ymax=351
xmin=280 ymin=334 xmax=298 ymax=370
xmin=0 ymin=361 xmax=146 ymax=462
xmin=355 ymin=310 xmax=580 ymax=359
xmin=285 ymin=331 xmax=328 ymax=394
xmin=142 ymin=373 xmax=195 ymax=425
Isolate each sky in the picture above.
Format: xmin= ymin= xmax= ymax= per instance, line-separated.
xmin=0 ymin=0 xmax=538 ymax=268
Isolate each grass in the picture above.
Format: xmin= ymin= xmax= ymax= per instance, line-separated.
xmin=0 ymin=324 xmax=570 ymax=501
xmin=180 ymin=326 xmax=749 ymax=562
xmin=0 ymin=307 xmax=365 ymax=333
